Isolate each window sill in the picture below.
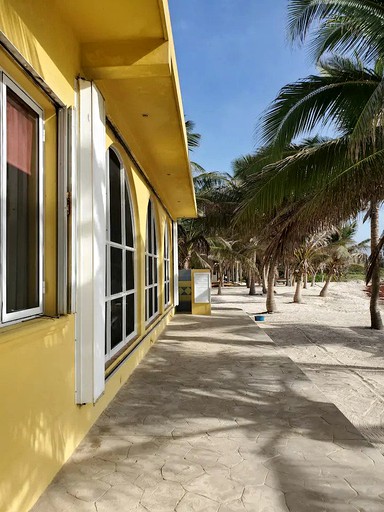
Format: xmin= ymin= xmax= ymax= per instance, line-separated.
xmin=0 ymin=314 xmax=73 ymax=344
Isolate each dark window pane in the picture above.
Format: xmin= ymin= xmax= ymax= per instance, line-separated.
xmin=147 ymin=203 xmax=152 ymax=253
xmin=145 ymin=289 xmax=149 ymax=321
xmin=154 ymin=258 xmax=158 ymax=283
xmin=109 ymin=150 xmax=121 ymax=244
xmin=111 ymin=247 xmax=122 ymax=295
xmin=125 ymin=187 xmax=134 ymax=248
xmin=6 ymin=90 xmax=39 ymax=313
xmin=149 ymin=288 xmax=153 ymax=319
xmin=105 ymin=302 xmax=108 ymax=355
xmin=105 ymin=246 xmax=108 ymax=295
xmin=126 ymin=250 xmax=134 ymax=291
xmin=164 ymin=231 xmax=169 ymax=259
xmin=153 ymin=220 xmax=157 ymax=255
xmin=166 ymin=283 xmax=170 ymax=304
xmin=126 ymin=293 xmax=135 ymax=337
xmin=148 ymin=255 xmax=153 ymax=285
xmin=154 ymin=286 xmax=158 ymax=313
xmin=111 ymin=297 xmax=123 ymax=349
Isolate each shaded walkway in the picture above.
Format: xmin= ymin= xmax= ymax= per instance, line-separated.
xmin=32 ymin=309 xmax=384 ymax=511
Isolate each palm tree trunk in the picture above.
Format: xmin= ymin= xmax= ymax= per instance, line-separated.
xmin=183 ymin=255 xmax=191 ymax=269
xmin=262 ymin=264 xmax=268 ymax=295
xmin=293 ymin=273 xmax=302 ymax=303
xmin=370 ymin=201 xmax=383 ymax=330
xmin=311 ymin=272 xmax=317 ymax=287
xmin=320 ymin=273 xmax=332 ymax=297
xmin=303 ymin=271 xmax=308 ymax=289
xmin=249 ymin=271 xmax=256 ymax=295
xmin=266 ymin=262 xmax=277 ymax=313
xmin=217 ymin=271 xmax=223 ymax=296
xmin=285 ymin=266 xmax=290 ymax=286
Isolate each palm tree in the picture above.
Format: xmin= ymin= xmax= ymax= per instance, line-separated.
xmin=233 ymin=138 xmax=339 ymax=312
xmin=186 ymin=119 xmax=201 ymax=150
xmin=288 ymin=1 xmax=384 ymax=67
xmin=177 ymin=219 xmax=210 ymax=270
xmin=206 ymin=237 xmax=232 ymax=295
xmin=319 ymin=222 xmax=363 ymax=297
xmin=287 ymin=2 xmax=384 ymax=326
xmin=292 ymin=233 xmax=329 ymax=303
xmin=243 ymin=55 xmax=384 ymax=328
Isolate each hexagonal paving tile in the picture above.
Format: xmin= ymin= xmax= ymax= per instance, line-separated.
xmin=140 ymin=480 xmax=185 ymax=511
xmin=185 ymin=474 xmax=244 ymax=503
xmin=162 ymin=458 xmax=205 ymax=483
xmin=243 ymin=485 xmax=289 ymax=512
xmin=95 ymin=484 xmax=143 ymax=512
xmin=66 ymin=479 xmax=110 ymax=502
xmin=230 ymin=461 xmax=268 ymax=486
xmin=176 ymin=492 xmax=219 ymax=512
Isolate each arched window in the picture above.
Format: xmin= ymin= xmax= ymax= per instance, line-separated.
xmin=145 ymin=201 xmax=159 ymax=323
xmin=164 ymin=223 xmax=171 ymax=307
xmin=105 ymin=148 xmax=136 ymax=360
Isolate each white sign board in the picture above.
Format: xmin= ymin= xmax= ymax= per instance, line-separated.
xmin=194 ymin=272 xmax=211 ymax=303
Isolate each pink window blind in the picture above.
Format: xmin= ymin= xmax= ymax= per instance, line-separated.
xmin=7 ymin=95 xmax=34 ymax=175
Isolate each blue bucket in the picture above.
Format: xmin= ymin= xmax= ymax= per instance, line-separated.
xmin=255 ymin=315 xmax=265 ymax=322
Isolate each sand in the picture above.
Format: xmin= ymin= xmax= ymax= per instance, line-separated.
xmin=212 ymin=281 xmax=384 ymax=453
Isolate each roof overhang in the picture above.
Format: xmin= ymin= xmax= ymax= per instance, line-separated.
xmin=57 ymin=0 xmax=197 ymax=219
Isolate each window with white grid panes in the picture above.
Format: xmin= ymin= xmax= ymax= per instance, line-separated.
xmin=164 ymin=223 xmax=171 ymax=307
xmin=145 ymin=201 xmax=159 ymax=323
xmin=105 ymin=148 xmax=136 ymax=360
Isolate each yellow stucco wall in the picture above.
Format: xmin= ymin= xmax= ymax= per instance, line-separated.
xmin=0 ymin=310 xmax=174 ymax=512
xmin=0 ymin=101 xmax=177 ymax=512
xmin=0 ymin=3 xmax=184 ymax=512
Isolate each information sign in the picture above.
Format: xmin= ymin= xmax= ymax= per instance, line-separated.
xmin=194 ymin=272 xmax=211 ymax=303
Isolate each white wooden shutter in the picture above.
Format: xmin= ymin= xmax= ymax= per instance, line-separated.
xmin=173 ymin=221 xmax=179 ymax=306
xmin=75 ymin=80 xmax=106 ymax=404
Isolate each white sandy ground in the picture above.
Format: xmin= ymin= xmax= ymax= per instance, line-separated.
xmin=212 ymin=281 xmax=384 ymax=453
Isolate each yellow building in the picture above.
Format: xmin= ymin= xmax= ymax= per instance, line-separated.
xmin=0 ymin=2 xmax=196 ymax=511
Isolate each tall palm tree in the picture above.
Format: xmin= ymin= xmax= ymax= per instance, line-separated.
xmin=319 ymin=221 xmax=365 ymax=297
xmin=233 ymin=138 xmax=340 ymax=312
xmin=288 ymin=1 xmax=384 ymax=61
xmin=244 ymin=55 xmax=384 ymax=328
xmin=177 ymin=219 xmax=210 ymax=270
xmin=185 ymin=119 xmax=201 ymax=151
xmin=292 ymin=233 xmax=329 ymax=303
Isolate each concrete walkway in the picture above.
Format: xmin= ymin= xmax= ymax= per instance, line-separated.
xmin=32 ymin=308 xmax=384 ymax=511
xmin=213 ymin=285 xmax=384 ymax=455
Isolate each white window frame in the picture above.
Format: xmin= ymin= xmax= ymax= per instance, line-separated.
xmin=1 ymin=73 xmax=44 ymax=324
xmin=164 ymin=222 xmax=171 ymax=308
xmin=105 ymin=148 xmax=137 ymax=361
xmin=145 ymin=201 xmax=159 ymax=324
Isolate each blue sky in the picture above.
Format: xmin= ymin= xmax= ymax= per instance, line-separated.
xmin=169 ymin=0 xmax=315 ymax=172
xmin=168 ymin=0 xmax=376 ymax=241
